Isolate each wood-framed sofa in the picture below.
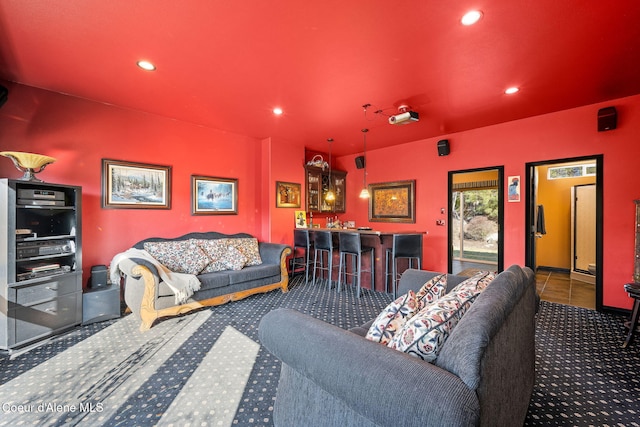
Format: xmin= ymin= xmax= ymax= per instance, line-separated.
xmin=113 ymin=231 xmax=291 ymax=331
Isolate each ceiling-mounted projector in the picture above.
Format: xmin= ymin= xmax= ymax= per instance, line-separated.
xmin=388 ymin=105 xmax=419 ymax=125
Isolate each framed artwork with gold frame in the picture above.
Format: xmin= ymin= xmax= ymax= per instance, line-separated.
xmin=369 ymin=180 xmax=416 ymax=223
xmin=276 ymin=181 xmax=301 ymax=208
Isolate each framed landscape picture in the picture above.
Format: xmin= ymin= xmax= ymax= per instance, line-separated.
xmin=369 ymin=180 xmax=416 ymax=223
xmin=276 ymin=181 xmax=301 ymax=208
xmin=102 ymin=159 xmax=171 ymax=209
xmin=191 ymin=175 xmax=238 ymax=215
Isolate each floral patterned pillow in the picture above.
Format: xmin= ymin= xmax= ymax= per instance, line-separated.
xmin=415 ymin=273 xmax=447 ymax=309
xmin=194 ymin=239 xmax=231 ymax=273
xmin=221 ymin=245 xmax=247 ymax=271
xmin=366 ymin=291 xmax=419 ymax=345
xmin=143 ymin=240 xmax=210 ymax=275
xmin=195 ymin=238 xmax=254 ymax=272
xmin=227 ymin=238 xmax=262 ymax=266
xmin=387 ymin=271 xmax=495 ymax=362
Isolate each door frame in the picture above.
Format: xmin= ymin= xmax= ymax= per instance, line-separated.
xmin=448 ymin=165 xmax=505 ymax=274
xmin=524 ymin=155 xmax=603 ymax=311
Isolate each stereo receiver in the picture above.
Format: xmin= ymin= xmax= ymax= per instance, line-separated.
xmin=17 ymin=240 xmax=74 ymax=259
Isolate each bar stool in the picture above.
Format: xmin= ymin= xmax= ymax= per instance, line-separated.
xmin=385 ymin=234 xmax=423 ymax=299
xmin=338 ymin=232 xmax=374 ymax=298
xmin=622 ymin=282 xmax=640 ymax=348
xmin=290 ymin=229 xmax=312 ymax=285
xmin=312 ymin=230 xmax=336 ymax=289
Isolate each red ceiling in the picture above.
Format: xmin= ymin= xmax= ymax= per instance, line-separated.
xmin=1 ymin=1 xmax=640 ymax=156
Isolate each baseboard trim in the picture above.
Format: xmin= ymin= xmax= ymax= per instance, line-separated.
xmin=536 ymin=266 xmax=570 ymax=273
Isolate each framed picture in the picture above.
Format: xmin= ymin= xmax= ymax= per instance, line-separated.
xmin=294 ymin=210 xmax=307 ymax=228
xmin=276 ymin=181 xmax=301 ymax=208
xmin=191 ymin=175 xmax=238 ymax=215
xmin=369 ymin=180 xmax=416 ymax=223
xmin=102 ymin=159 xmax=171 ymax=209
xmin=508 ymin=175 xmax=521 ymax=202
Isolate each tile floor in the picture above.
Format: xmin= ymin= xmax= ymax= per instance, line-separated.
xmin=535 ymin=269 xmax=595 ymax=310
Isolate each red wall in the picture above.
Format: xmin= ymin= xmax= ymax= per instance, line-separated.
xmin=0 ymin=82 xmax=269 ymax=284
xmin=1 ymin=81 xmax=639 ymax=310
xmin=337 ymin=96 xmax=640 ymax=310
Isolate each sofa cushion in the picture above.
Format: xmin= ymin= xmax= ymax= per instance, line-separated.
xmin=227 ymin=264 xmax=281 ymax=284
xmin=365 ymin=290 xmax=420 ymax=345
xmin=387 ymin=271 xmax=494 ymax=362
xmin=197 ymin=271 xmax=232 ymax=291
xmin=415 ymin=273 xmax=447 ymax=308
xmin=143 ymin=240 xmax=209 ymax=275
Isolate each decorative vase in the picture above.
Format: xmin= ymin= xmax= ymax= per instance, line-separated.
xmin=0 ymin=151 xmax=56 ymax=182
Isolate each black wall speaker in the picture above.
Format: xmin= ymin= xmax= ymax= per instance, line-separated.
xmin=0 ymin=85 xmax=7 ymax=107
xmin=355 ymin=156 xmax=365 ymax=169
xmin=437 ymin=139 xmax=450 ymax=156
xmin=597 ymin=106 xmax=617 ymax=132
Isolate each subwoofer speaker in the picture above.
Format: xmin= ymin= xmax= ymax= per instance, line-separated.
xmin=0 ymin=85 xmax=7 ymax=107
xmin=437 ymin=139 xmax=450 ymax=156
xmin=90 ymin=265 xmax=108 ymax=289
xmin=597 ymin=106 xmax=617 ymax=132
xmin=355 ymin=156 xmax=365 ymax=169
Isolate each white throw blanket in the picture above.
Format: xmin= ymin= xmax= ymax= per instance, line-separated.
xmin=110 ymin=248 xmax=201 ymax=305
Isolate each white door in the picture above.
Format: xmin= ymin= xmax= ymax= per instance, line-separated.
xmin=573 ymin=184 xmax=596 ymax=273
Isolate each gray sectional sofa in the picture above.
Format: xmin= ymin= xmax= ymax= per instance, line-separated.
xmin=259 ymin=265 xmax=538 ymax=427
xmin=115 ymin=231 xmax=291 ymax=330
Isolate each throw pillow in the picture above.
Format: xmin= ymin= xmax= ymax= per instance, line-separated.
xmin=387 ymin=271 xmax=495 ymax=362
xmin=366 ymin=290 xmax=419 ymax=345
xmin=143 ymin=240 xmax=210 ymax=275
xmin=415 ymin=273 xmax=447 ymax=309
xmin=227 ymin=237 xmax=262 ymax=266
xmin=220 ymin=245 xmax=247 ymax=271
xmin=194 ymin=239 xmax=231 ymax=273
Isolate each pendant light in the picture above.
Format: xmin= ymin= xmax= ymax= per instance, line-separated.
xmin=359 ymin=128 xmax=370 ymax=198
xmin=325 ymin=138 xmax=335 ymax=202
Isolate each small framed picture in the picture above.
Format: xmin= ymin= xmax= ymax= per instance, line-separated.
xmin=191 ymin=175 xmax=238 ymax=215
xmin=508 ymin=176 xmax=521 ymax=202
xmin=294 ymin=210 xmax=307 ymax=228
xmin=276 ymin=181 xmax=302 ymax=208
xmin=102 ymin=159 xmax=171 ymax=209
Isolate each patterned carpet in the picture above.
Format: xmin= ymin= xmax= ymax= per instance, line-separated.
xmin=1 ymin=274 xmax=638 ymax=426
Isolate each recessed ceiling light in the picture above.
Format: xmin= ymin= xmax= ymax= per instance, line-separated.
xmin=505 ymin=87 xmax=520 ymax=95
xmin=137 ymin=60 xmax=156 ymax=71
xmin=273 ymin=107 xmax=283 ymax=115
xmin=461 ymin=10 xmax=483 ymax=26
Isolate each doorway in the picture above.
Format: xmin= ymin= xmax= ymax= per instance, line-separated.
xmin=448 ymin=166 xmax=504 ymax=275
xmin=525 ymin=155 xmax=603 ymax=310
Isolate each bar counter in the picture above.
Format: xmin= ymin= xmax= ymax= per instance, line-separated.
xmin=303 ymin=228 xmax=425 ymax=293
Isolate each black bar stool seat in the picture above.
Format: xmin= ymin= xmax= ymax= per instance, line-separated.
xmin=338 ymin=232 xmax=374 ymax=298
xmin=385 ymin=234 xmax=423 ymax=299
xmin=312 ymin=230 xmax=337 ymax=289
xmin=623 ymin=282 xmax=640 ymax=348
xmin=291 ymin=229 xmax=313 ymax=285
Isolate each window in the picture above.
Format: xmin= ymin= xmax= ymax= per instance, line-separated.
xmin=548 ymin=164 xmax=596 ymax=180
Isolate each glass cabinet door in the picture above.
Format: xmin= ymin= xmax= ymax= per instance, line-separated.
xmin=305 ymin=166 xmax=346 ymax=213
xmin=332 ymin=172 xmax=346 ymax=213
xmin=306 ymin=168 xmax=321 ymax=212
